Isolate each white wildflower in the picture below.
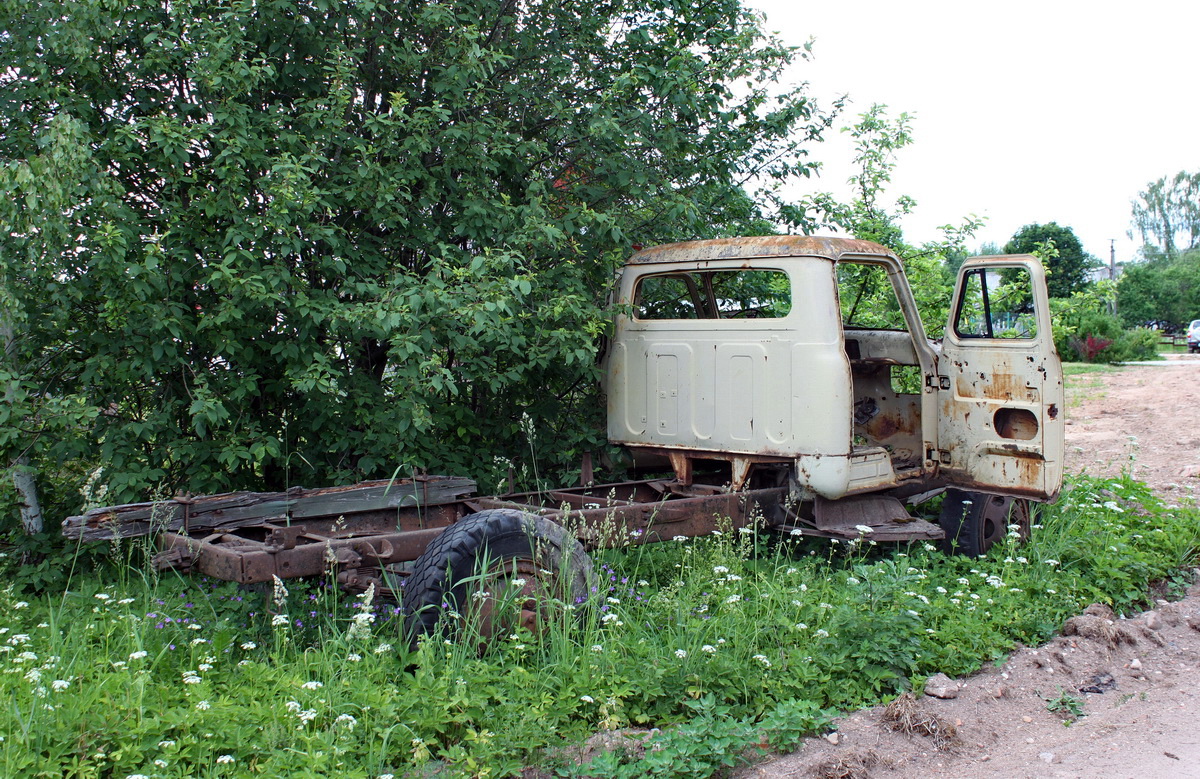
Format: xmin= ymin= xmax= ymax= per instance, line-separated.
xmin=216 ymin=754 xmax=233 ymax=763
xmin=271 ymin=575 xmax=289 ymax=609
xmin=674 ymin=649 xmax=687 ymax=659
xmin=196 ymin=700 xmax=211 ymax=711
xmin=753 ymin=654 xmax=771 ymax=667
xmin=129 ymin=650 xmax=148 ymax=661
xmin=271 ymin=614 xmax=289 ymax=627
xmin=301 ymin=680 xmax=323 ymax=690
xmin=701 ymin=645 xmax=717 ymax=654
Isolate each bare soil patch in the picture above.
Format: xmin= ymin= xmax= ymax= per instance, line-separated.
xmin=1063 ymin=355 xmax=1200 ymax=496
xmin=743 ymin=359 xmax=1200 ymax=779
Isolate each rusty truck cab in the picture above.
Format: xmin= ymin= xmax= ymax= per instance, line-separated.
xmin=603 ymin=236 xmax=1064 ymax=507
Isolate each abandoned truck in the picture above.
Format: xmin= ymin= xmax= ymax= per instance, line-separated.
xmin=64 ymin=236 xmax=1065 ymax=639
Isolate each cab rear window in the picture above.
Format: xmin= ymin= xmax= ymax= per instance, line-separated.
xmin=633 ymin=269 xmax=791 ymax=320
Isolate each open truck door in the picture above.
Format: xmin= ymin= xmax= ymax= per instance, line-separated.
xmin=936 ymin=255 xmax=1065 ymax=500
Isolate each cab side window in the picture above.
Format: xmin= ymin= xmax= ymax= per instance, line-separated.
xmin=954 ymin=267 xmax=1037 ymax=339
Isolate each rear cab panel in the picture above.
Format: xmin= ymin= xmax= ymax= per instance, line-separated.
xmin=604 ymin=237 xmax=938 ymax=499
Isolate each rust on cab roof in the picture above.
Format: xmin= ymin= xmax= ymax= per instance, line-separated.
xmin=627 ymin=235 xmax=896 ymax=264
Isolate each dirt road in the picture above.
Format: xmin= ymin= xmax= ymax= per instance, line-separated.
xmin=744 ymin=357 xmax=1200 ymax=779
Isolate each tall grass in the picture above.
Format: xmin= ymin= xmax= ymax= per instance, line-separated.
xmin=1 ymin=473 xmax=1196 ymax=778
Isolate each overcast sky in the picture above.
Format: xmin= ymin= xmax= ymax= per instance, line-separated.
xmin=746 ymin=0 xmax=1199 ymax=265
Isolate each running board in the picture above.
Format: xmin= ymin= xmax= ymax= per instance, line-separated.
xmin=797 ymin=494 xmax=944 ymax=541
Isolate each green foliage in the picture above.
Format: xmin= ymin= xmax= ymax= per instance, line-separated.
xmin=1130 ymin=170 xmax=1200 ymax=258
xmin=1004 ymin=222 xmax=1097 ymax=298
xmin=1053 ymin=306 xmax=1159 ymax=364
xmin=1116 ymin=248 xmax=1200 ymax=329
xmin=1049 ymin=281 xmax=1156 ymax=363
xmin=1045 ymin=688 xmax=1085 ymax=723
xmin=0 ymin=0 xmax=836 ymax=517
xmin=792 ymin=104 xmax=980 ymax=338
xmin=1 ymin=473 xmax=1195 ymax=776
xmin=792 ymin=105 xmax=916 ymax=250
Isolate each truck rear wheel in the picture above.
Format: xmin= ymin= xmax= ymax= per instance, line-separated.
xmin=401 ymin=509 xmax=593 ymax=645
xmin=938 ymin=490 xmax=1031 ymax=557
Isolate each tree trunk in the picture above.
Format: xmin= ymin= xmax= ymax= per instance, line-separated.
xmin=1 ymin=310 xmax=43 ymax=534
xmin=12 ymin=458 xmax=43 ymax=535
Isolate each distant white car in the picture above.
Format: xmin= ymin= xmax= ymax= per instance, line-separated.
xmin=1188 ymin=319 xmax=1200 ymax=354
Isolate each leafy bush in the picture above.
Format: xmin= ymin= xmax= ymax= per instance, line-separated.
xmin=1055 ymin=311 xmax=1161 ymax=363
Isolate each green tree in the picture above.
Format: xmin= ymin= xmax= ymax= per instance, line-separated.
xmin=790 ymin=105 xmax=981 ymax=337
xmin=0 ymin=0 xmax=837 ymax=516
xmin=1116 ymin=249 xmax=1200 ymax=329
xmin=1003 ymin=223 xmax=1096 ymax=298
xmin=1130 ymin=171 xmax=1200 ymax=258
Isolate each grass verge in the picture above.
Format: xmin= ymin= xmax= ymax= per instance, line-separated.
xmin=0 ymin=474 xmax=1196 ymax=778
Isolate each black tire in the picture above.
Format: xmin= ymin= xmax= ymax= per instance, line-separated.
xmin=401 ymin=509 xmax=593 ymax=645
xmin=938 ymin=489 xmax=1032 ymax=557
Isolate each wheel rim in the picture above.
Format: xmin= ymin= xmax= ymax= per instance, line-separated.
xmin=979 ymin=496 xmax=1032 ymax=553
xmin=467 ymin=557 xmax=557 ymax=642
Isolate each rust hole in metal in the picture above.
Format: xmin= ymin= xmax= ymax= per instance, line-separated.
xmin=994 ymin=408 xmax=1038 ymax=441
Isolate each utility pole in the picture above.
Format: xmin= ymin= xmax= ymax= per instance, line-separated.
xmin=1109 ymin=239 xmax=1118 ymax=318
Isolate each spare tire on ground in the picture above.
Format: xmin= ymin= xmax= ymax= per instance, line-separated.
xmin=401 ymin=509 xmax=593 ymax=645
